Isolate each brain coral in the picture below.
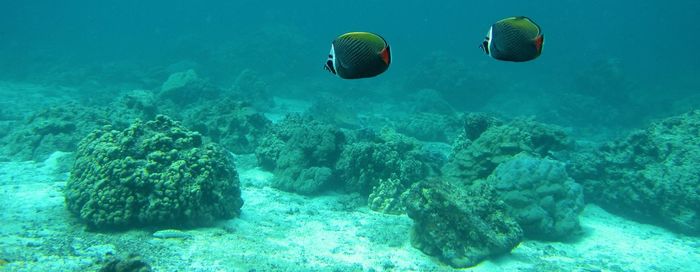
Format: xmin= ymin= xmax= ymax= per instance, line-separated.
xmin=488 ymin=154 xmax=584 ymax=240
xmin=65 ymin=115 xmax=243 ymax=230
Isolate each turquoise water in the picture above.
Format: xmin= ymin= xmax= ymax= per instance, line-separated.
xmin=1 ymin=1 xmax=700 ymax=271
xmin=2 ymin=1 xmax=699 ymax=138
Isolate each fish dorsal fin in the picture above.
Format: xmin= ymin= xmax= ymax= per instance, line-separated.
xmin=338 ymin=32 xmax=387 ymax=52
xmin=501 ymin=16 xmax=542 ymax=38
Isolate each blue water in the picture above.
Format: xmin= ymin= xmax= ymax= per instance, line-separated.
xmin=3 ymin=1 xmax=699 ymax=135
xmin=3 ymin=1 xmax=698 ymax=88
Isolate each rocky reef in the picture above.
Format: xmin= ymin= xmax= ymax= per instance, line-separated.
xmin=488 ymin=154 xmax=584 ymax=240
xmin=228 ymin=69 xmax=275 ymax=111
xmin=0 ymin=102 xmax=109 ymax=161
xmin=305 ymin=93 xmax=362 ymax=129
xmin=184 ymin=98 xmax=271 ymax=154
xmin=443 ymin=114 xmax=571 ymax=186
xmin=336 ymin=128 xmax=439 ymax=197
xmin=394 ymin=112 xmax=460 ymax=143
xmin=571 ymin=110 xmax=700 ymax=235
xmin=64 ymin=115 xmax=243 ymax=230
xmin=157 ymin=69 xmax=219 ymax=107
xmin=403 ymin=180 xmax=523 ymax=268
xmin=436 ymin=114 xmax=584 ymax=241
xmin=105 ymin=89 xmax=159 ymax=129
xmin=255 ymin=114 xmax=344 ymax=195
xmin=367 ymin=177 xmax=406 ymax=215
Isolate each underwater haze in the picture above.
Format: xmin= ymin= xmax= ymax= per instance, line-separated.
xmin=1 ymin=1 xmax=700 ymax=271
xmin=2 ymin=1 xmax=700 ymax=133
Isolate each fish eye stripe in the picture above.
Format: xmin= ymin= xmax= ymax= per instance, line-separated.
xmin=325 ymin=60 xmax=337 ymax=74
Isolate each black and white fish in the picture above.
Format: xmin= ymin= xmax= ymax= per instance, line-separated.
xmin=324 ymin=32 xmax=391 ymax=79
xmin=480 ymin=16 xmax=544 ymax=62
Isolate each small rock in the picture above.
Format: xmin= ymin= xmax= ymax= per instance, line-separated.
xmin=99 ymin=254 xmax=151 ymax=272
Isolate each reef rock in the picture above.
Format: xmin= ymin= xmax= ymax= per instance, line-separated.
xmin=185 ymin=98 xmax=271 ymax=154
xmin=229 ymin=69 xmax=275 ymax=110
xmin=488 ymin=154 xmax=584 ymax=240
xmin=367 ymin=178 xmax=405 ymax=214
xmin=394 ymin=112 xmax=460 ymax=143
xmin=0 ymin=102 xmax=109 ymax=161
xmin=443 ymin=116 xmax=571 ymax=186
xmin=106 ymin=89 xmax=159 ymax=129
xmin=403 ymin=180 xmax=523 ymax=268
xmin=65 ymin=115 xmax=243 ymax=230
xmin=305 ymin=93 xmax=361 ymax=129
xmin=336 ymin=128 xmax=438 ymax=196
xmin=158 ymin=69 xmax=219 ymax=106
xmin=573 ymin=110 xmax=700 ymax=235
xmin=255 ymin=114 xmax=344 ymax=195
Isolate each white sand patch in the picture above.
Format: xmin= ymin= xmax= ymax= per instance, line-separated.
xmin=0 ymin=151 xmax=71 ymax=186
xmin=570 ymin=205 xmax=700 ymax=271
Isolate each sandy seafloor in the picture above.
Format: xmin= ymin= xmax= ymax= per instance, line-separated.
xmin=1 ymin=151 xmax=699 ymax=272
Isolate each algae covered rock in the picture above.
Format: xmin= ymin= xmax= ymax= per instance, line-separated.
xmin=403 ymin=180 xmax=523 ymax=268
xmin=185 ymin=98 xmax=271 ymax=154
xmin=367 ymin=178 xmax=405 ymax=214
xmin=229 ymin=69 xmax=275 ymax=110
xmin=106 ymin=89 xmax=159 ymax=129
xmin=336 ymin=128 xmax=437 ymax=196
xmin=404 ymin=89 xmax=455 ymax=115
xmin=99 ymin=254 xmax=152 ymax=272
xmin=158 ymin=69 xmax=219 ymax=106
xmin=394 ymin=112 xmax=460 ymax=143
xmin=462 ymin=112 xmax=503 ymax=141
xmin=574 ymin=110 xmax=700 ymax=235
xmin=306 ymin=94 xmax=362 ymax=129
xmin=255 ymin=114 xmax=344 ymax=195
xmin=443 ymin=116 xmax=571 ymax=186
xmin=488 ymin=154 xmax=584 ymax=240
xmin=0 ymin=102 xmax=109 ymax=161
xmin=65 ymin=115 xmax=243 ymax=230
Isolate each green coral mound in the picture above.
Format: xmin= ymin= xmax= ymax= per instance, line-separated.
xmin=443 ymin=115 xmax=571 ymax=186
xmin=573 ymin=110 xmax=700 ymax=235
xmin=488 ymin=154 xmax=584 ymax=240
xmin=255 ymin=114 xmax=344 ymax=195
xmin=403 ymin=180 xmax=523 ymax=268
xmin=65 ymin=115 xmax=243 ymax=230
